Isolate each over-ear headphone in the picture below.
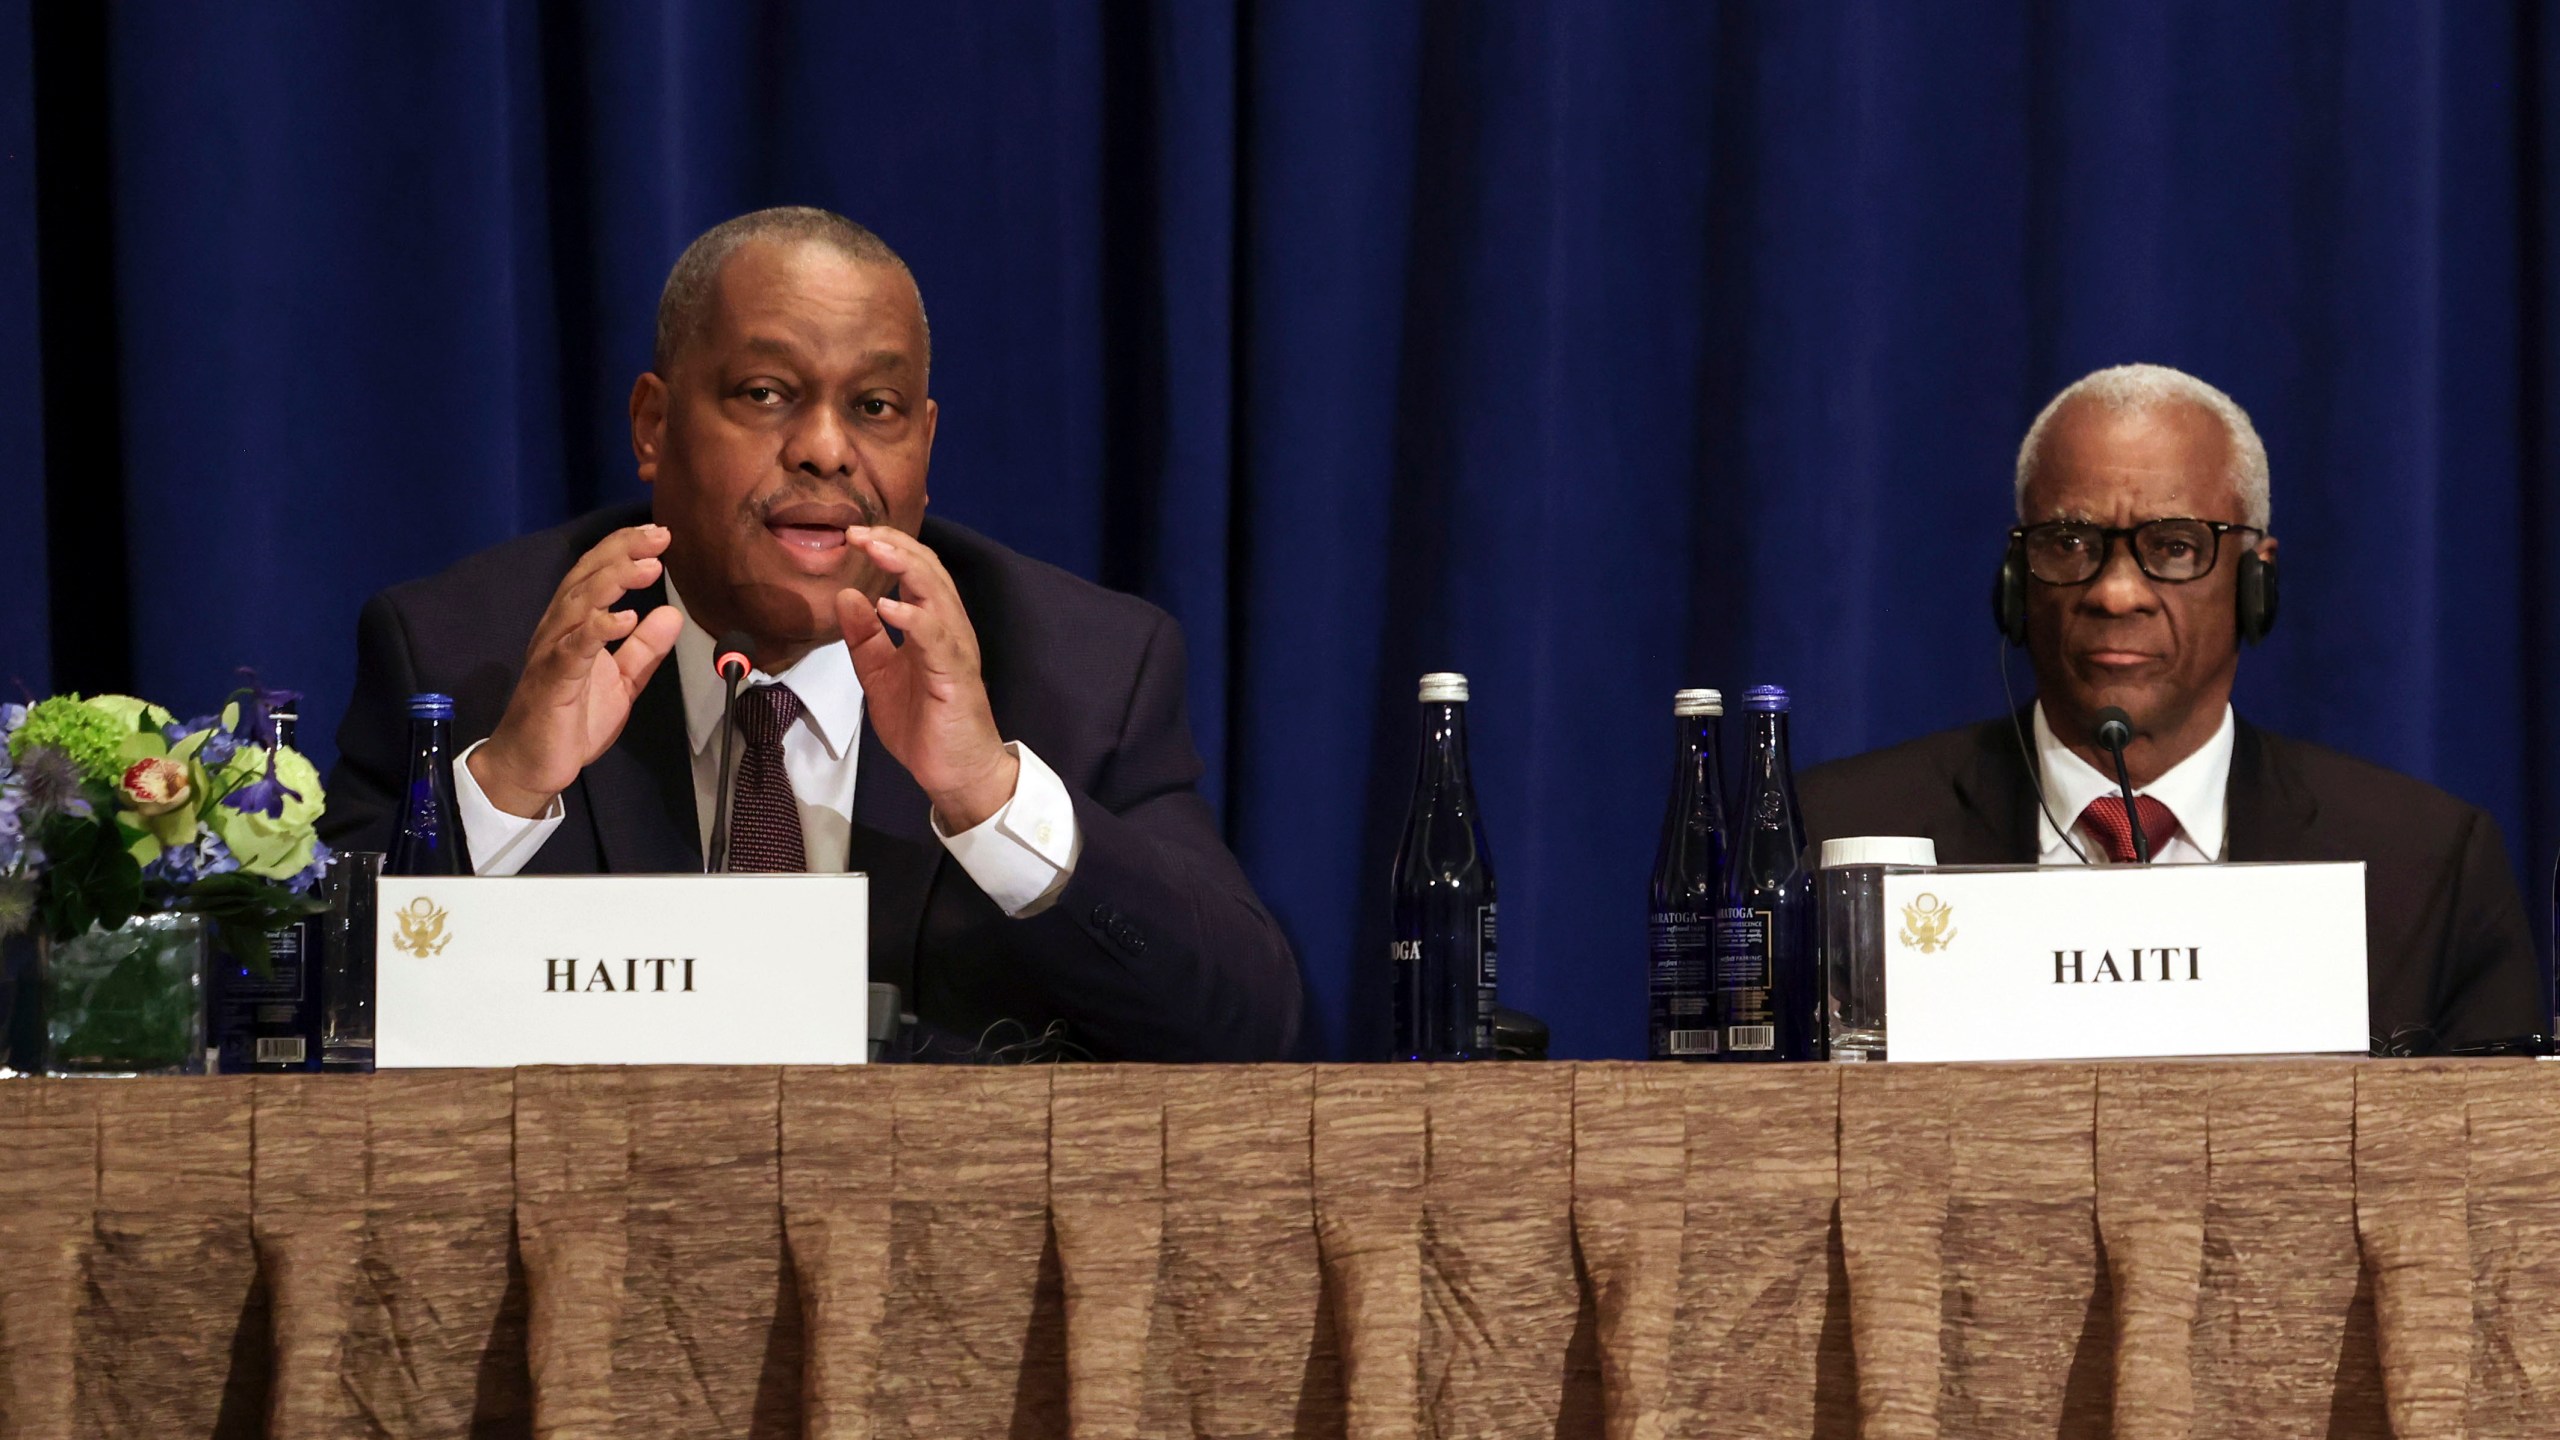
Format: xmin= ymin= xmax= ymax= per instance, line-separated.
xmin=1993 ymin=533 xmax=2277 ymax=648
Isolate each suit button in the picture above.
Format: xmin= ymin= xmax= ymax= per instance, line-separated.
xmin=1090 ymin=904 xmax=1116 ymax=928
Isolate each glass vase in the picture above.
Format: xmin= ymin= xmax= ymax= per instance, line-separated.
xmin=0 ymin=931 xmax=33 ymax=1078
xmin=36 ymin=913 xmax=211 ymax=1076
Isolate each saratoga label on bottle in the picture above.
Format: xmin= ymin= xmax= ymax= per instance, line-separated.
xmin=1713 ymin=906 xmax=1774 ymax=990
xmin=1649 ymin=911 xmax=1716 ymax=1057
xmin=1715 ymin=904 xmax=1780 ymax=1052
xmin=1650 ymin=912 xmax=1711 ymax=982
xmin=1473 ymin=903 xmax=1499 ymax=1050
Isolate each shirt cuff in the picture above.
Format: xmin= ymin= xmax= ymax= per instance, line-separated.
xmin=931 ymin=741 xmax=1080 ymax=917
xmin=452 ymin=738 xmax=567 ymax=876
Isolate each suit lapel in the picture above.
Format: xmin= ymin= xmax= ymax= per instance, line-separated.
xmin=2224 ymin=718 xmax=2317 ymax=861
xmin=571 ymin=583 xmax=702 ymax=875
xmin=846 ymin=718 xmax=939 ymax=1001
xmin=1950 ymin=712 xmax=2044 ymax=863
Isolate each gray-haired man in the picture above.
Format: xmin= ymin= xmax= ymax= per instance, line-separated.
xmin=1801 ymin=363 xmax=2540 ymax=1054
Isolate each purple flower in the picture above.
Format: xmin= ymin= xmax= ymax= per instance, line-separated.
xmin=226 ymin=676 xmax=301 ymax=751
xmin=14 ymin=746 xmax=91 ymax=820
xmin=287 ymin=840 xmax=334 ymax=896
xmin=146 ymin=833 xmax=240 ymax=887
xmin=220 ymin=752 xmax=301 ymax=819
xmin=0 ymin=703 xmax=25 ymax=742
xmin=166 ymin=715 xmax=238 ymax=767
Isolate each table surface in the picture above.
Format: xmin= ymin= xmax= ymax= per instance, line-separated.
xmin=0 ymin=1059 xmax=2544 ymax=1439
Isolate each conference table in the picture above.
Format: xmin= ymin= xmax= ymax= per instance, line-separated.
xmin=0 ymin=1058 xmax=2545 ymax=1438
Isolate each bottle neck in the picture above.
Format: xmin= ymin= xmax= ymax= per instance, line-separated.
xmin=1748 ymin=710 xmax=1792 ymax=779
xmin=1740 ymin=709 xmax=1803 ymax=848
xmin=1417 ymin=701 xmax=1474 ymax=790
xmin=406 ymin=717 xmax=453 ymax=771
xmin=1674 ymin=712 xmax=1721 ymax=809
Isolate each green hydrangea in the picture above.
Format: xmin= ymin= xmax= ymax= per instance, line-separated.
xmin=200 ymin=744 xmax=326 ymax=881
xmin=10 ymin=696 xmax=128 ymax=786
xmin=82 ymin=694 xmax=175 ymax=734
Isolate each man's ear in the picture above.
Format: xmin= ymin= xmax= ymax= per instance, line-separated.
xmin=2255 ymin=533 xmax=2279 ymax=566
xmin=630 ymin=373 xmax=669 ymax=485
xmin=919 ymin=396 xmax=938 ymax=510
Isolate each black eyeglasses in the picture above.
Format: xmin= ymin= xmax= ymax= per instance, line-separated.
xmin=2011 ymin=518 xmax=2263 ymax=585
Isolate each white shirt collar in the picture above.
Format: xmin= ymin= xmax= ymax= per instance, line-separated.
xmin=663 ymin=577 xmax=865 ymax=762
xmin=2032 ymin=700 xmax=2234 ymax=860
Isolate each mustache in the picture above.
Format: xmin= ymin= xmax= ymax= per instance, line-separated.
xmin=749 ymin=486 xmax=884 ymax=527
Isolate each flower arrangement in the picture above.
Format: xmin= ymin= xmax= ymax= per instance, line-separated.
xmin=0 ymin=680 xmax=331 ymax=970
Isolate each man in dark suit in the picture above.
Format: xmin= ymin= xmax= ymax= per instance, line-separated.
xmin=323 ymin=207 xmax=1301 ymax=1062
xmin=1801 ymin=364 xmax=2540 ymax=1053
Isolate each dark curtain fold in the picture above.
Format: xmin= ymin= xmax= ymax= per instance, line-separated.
xmin=4 ymin=0 xmax=2554 ymax=1059
xmin=0 ymin=0 xmax=41 ymax=689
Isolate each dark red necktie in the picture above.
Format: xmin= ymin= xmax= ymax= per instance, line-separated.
xmin=726 ymin=683 xmax=807 ymax=872
xmin=2078 ymin=795 xmax=2179 ymax=864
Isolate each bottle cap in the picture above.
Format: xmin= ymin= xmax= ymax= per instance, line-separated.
xmin=407 ymin=693 xmax=455 ymax=720
xmin=1818 ymin=836 xmax=1937 ymax=868
xmin=1418 ymin=672 xmax=1469 ymax=703
xmin=1672 ymin=688 xmax=1723 ymax=716
xmin=1741 ymin=685 xmax=1790 ymax=713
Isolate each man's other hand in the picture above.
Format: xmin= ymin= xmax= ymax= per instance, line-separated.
xmin=834 ymin=525 xmax=1019 ymax=832
xmin=470 ymin=524 xmax=684 ymax=818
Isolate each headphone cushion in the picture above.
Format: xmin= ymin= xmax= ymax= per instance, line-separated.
xmin=1993 ymin=551 xmax=2029 ymax=647
xmin=2240 ymin=553 xmax=2278 ymax=643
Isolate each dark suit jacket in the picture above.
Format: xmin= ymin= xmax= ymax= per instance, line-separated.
xmin=321 ymin=503 xmax=1303 ymax=1062
xmin=1799 ymin=713 xmax=2543 ymax=1053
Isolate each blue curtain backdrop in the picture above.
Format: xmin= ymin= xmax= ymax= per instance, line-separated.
xmin=3 ymin=2 xmax=2556 ymax=1059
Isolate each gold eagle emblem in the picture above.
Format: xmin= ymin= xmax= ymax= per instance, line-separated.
xmin=392 ymin=896 xmax=453 ymax=957
xmin=1898 ymin=893 xmax=1956 ymax=954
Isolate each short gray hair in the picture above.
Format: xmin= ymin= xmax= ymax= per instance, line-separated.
xmin=652 ymin=206 xmax=929 ymax=375
xmin=2015 ymin=363 xmax=2271 ymax=530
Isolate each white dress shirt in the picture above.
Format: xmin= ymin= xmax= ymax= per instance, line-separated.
xmin=2032 ymin=701 xmax=2234 ymax=866
xmin=453 ymin=578 xmax=1082 ymax=914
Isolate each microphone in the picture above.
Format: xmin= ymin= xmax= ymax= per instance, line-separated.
xmin=705 ymin=631 xmax=755 ymax=873
xmin=2091 ymin=705 xmax=2150 ymax=864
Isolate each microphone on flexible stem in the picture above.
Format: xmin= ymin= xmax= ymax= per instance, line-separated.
xmin=705 ymin=631 xmax=755 ymax=873
xmin=2092 ymin=705 xmax=2150 ymax=865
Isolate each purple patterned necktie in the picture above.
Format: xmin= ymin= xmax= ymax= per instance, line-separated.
xmin=726 ymin=683 xmax=807 ymax=872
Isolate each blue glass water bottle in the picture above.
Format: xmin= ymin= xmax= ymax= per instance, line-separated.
xmin=1714 ymin=685 xmax=1816 ymax=1061
xmin=1390 ymin=672 xmax=1498 ymax=1061
xmin=387 ymin=694 xmax=473 ymax=877
xmin=210 ymin=704 xmax=321 ymax=1071
xmin=1649 ymin=688 xmax=1726 ymax=1060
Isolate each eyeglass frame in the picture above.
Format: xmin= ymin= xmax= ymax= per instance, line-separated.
xmin=2007 ymin=517 xmax=2267 ymax=586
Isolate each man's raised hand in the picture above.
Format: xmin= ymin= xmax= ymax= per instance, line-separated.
xmin=469 ymin=524 xmax=684 ymax=818
xmin=834 ymin=525 xmax=1019 ymax=832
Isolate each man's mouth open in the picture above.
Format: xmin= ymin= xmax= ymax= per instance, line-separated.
xmin=769 ymin=522 xmax=849 ymax=552
xmin=761 ymin=502 xmax=866 ymax=571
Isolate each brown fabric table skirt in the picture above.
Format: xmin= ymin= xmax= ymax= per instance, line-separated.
xmin=0 ymin=1060 xmax=2543 ymax=1438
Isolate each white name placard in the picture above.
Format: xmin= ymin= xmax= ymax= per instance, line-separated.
xmin=375 ymin=874 xmax=869 ymax=1067
xmin=1880 ymin=863 xmax=2367 ymax=1063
